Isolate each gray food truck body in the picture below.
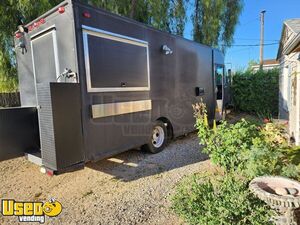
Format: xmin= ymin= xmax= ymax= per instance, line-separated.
xmin=0 ymin=0 xmax=228 ymax=174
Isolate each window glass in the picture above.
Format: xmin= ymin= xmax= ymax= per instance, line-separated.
xmin=86 ymin=33 xmax=149 ymax=89
xmin=215 ymin=65 xmax=224 ymax=85
xmin=215 ymin=65 xmax=224 ymax=100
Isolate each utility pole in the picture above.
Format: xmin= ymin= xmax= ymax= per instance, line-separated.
xmin=259 ymin=10 xmax=266 ymax=70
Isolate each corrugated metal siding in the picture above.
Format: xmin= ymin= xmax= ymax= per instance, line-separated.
xmin=37 ymin=83 xmax=57 ymax=170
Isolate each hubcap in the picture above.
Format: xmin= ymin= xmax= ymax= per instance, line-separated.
xmin=152 ymin=126 xmax=165 ymax=148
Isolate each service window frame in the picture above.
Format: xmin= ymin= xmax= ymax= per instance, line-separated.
xmin=82 ymin=25 xmax=150 ymax=93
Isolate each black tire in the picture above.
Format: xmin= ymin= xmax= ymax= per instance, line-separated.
xmin=142 ymin=120 xmax=168 ymax=154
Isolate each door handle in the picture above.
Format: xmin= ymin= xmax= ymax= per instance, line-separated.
xmin=195 ymin=87 xmax=205 ymax=96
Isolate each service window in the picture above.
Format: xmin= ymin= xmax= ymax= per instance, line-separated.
xmin=82 ymin=26 xmax=150 ymax=92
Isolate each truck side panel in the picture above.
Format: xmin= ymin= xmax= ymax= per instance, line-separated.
xmin=73 ymin=2 xmax=214 ymax=161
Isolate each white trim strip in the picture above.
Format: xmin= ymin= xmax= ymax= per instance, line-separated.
xmin=30 ymin=25 xmax=56 ymax=40
xmin=82 ymin=25 xmax=148 ymax=46
xmin=92 ymin=100 xmax=152 ymax=119
xmin=52 ymin=30 xmax=60 ymax=79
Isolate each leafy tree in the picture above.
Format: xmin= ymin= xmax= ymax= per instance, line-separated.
xmin=83 ymin=0 xmax=186 ymax=33
xmin=0 ymin=0 xmax=242 ymax=92
xmin=192 ymin=0 xmax=243 ymax=52
xmin=169 ymin=0 xmax=186 ymax=36
xmin=246 ymin=59 xmax=259 ymax=71
xmin=221 ymin=0 xmax=243 ymax=52
xmin=0 ymin=0 xmax=62 ymax=93
xmin=0 ymin=0 xmax=187 ymax=93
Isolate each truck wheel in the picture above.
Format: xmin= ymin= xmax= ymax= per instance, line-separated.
xmin=142 ymin=121 xmax=168 ymax=154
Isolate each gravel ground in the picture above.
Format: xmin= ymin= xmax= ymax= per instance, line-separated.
xmin=0 ymin=132 xmax=213 ymax=225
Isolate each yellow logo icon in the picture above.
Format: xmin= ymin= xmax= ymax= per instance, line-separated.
xmin=1 ymin=198 xmax=62 ymax=223
xmin=43 ymin=199 xmax=62 ymax=217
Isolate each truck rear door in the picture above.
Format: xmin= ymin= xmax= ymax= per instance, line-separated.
xmin=31 ymin=27 xmax=60 ymax=85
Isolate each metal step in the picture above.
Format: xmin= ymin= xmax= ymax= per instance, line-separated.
xmin=25 ymin=152 xmax=42 ymax=166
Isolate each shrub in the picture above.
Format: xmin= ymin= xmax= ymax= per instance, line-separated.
xmin=0 ymin=73 xmax=18 ymax=93
xmin=241 ymin=137 xmax=286 ymax=178
xmin=172 ymin=102 xmax=300 ymax=225
xmin=193 ymin=102 xmax=300 ymax=179
xmin=202 ymin=119 xmax=260 ymax=172
xmin=231 ymin=69 xmax=279 ymax=117
xmin=172 ymin=173 xmax=274 ymax=225
xmin=285 ymin=146 xmax=300 ymax=165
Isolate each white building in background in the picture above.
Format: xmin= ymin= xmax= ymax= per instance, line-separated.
xmin=251 ymin=59 xmax=280 ymax=72
xmin=277 ymin=18 xmax=300 ymax=144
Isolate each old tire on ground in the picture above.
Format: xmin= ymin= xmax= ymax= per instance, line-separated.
xmin=142 ymin=121 xmax=168 ymax=154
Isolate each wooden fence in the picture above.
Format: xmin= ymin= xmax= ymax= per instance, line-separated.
xmin=0 ymin=92 xmax=21 ymax=107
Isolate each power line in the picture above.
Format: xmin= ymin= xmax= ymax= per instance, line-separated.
xmin=227 ymin=47 xmax=253 ymax=53
xmin=239 ymin=17 xmax=260 ymax=26
xmin=223 ymin=42 xmax=279 ymax=47
xmin=234 ymin=38 xmax=279 ymax=41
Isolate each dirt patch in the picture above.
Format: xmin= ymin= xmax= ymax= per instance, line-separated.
xmin=0 ymin=133 xmax=213 ymax=225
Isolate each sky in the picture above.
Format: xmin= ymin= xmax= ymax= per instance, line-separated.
xmin=184 ymin=0 xmax=300 ymax=71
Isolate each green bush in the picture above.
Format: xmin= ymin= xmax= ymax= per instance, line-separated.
xmin=0 ymin=74 xmax=18 ymax=93
xmin=238 ymin=123 xmax=300 ymax=179
xmin=203 ymin=119 xmax=259 ymax=172
xmin=231 ymin=69 xmax=279 ymax=117
xmin=172 ymin=173 xmax=274 ymax=225
xmin=172 ymin=102 xmax=300 ymax=225
xmin=193 ymin=101 xmax=300 ymax=179
xmin=241 ymin=137 xmax=287 ymax=178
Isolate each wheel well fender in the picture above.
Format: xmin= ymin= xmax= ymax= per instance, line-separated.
xmin=156 ymin=117 xmax=174 ymax=140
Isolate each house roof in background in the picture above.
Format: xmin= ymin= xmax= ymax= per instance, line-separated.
xmin=277 ymin=18 xmax=300 ymax=59
xmin=285 ymin=19 xmax=300 ymax=34
xmin=262 ymin=59 xmax=279 ymax=65
xmin=252 ymin=59 xmax=279 ymax=68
